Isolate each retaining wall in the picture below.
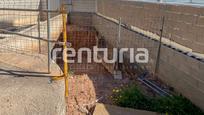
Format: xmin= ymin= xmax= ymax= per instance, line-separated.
xmin=92 ymin=12 xmax=204 ymax=111
xmin=71 ymin=0 xmax=96 ymax=13
xmin=91 ymin=1 xmax=204 ymax=110
xmin=97 ymin=0 xmax=204 ymax=54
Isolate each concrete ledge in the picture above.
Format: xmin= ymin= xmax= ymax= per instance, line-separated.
xmin=0 ymin=52 xmax=65 ymax=115
xmin=93 ymin=103 xmax=161 ymax=115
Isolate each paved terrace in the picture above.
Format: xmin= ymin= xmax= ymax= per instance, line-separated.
xmin=0 ymin=52 xmax=65 ymax=115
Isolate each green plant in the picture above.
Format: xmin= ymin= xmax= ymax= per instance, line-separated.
xmin=111 ymin=85 xmax=204 ymax=115
xmin=112 ymin=85 xmax=152 ymax=110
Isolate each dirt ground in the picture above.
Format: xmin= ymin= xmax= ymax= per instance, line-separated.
xmin=66 ymin=65 xmax=131 ymax=115
xmin=58 ymin=25 xmax=159 ymax=115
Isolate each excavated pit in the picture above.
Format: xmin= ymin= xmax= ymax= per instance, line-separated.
xmin=53 ymin=24 xmax=159 ymax=115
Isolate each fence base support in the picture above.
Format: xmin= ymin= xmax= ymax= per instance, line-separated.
xmin=113 ymin=70 xmax=122 ymax=80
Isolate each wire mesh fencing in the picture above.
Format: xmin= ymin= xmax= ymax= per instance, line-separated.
xmin=0 ymin=0 xmax=62 ymax=53
xmin=91 ymin=13 xmax=164 ymax=77
xmin=0 ymin=0 xmax=64 ymax=73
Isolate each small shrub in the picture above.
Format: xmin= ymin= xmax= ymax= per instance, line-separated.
xmin=111 ymin=85 xmax=204 ymax=115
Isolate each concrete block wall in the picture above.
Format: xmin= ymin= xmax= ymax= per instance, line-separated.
xmin=0 ymin=0 xmax=40 ymax=27
xmin=159 ymin=45 xmax=204 ymax=109
xmin=92 ymin=13 xmax=204 ymax=111
xmin=0 ymin=0 xmax=61 ymax=26
xmin=97 ymin=0 xmax=204 ymax=54
xmin=69 ymin=12 xmax=94 ymax=26
xmin=40 ymin=0 xmax=61 ymax=20
xmin=71 ymin=0 xmax=96 ymax=13
xmin=92 ymin=15 xmax=118 ymax=73
xmin=92 ymin=14 xmax=158 ymax=75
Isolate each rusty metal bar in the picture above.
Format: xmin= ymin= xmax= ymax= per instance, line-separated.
xmin=154 ymin=17 xmax=165 ymax=76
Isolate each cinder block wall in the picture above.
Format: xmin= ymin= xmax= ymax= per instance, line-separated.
xmin=0 ymin=0 xmax=40 ymax=27
xmin=92 ymin=13 xmax=204 ymax=111
xmin=71 ymin=0 xmax=96 ymax=13
xmin=159 ymin=45 xmax=204 ymax=110
xmin=69 ymin=12 xmax=94 ymax=26
xmin=40 ymin=0 xmax=61 ymax=20
xmin=92 ymin=14 xmax=159 ymax=74
xmin=91 ymin=0 xmax=204 ymax=111
xmin=0 ymin=0 xmax=61 ymax=26
xmin=97 ymin=0 xmax=204 ymax=54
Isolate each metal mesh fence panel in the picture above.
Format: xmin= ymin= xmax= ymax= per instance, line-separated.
xmin=0 ymin=0 xmax=63 ymax=73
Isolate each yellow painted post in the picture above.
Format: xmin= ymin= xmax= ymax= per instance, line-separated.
xmin=62 ymin=5 xmax=69 ymax=98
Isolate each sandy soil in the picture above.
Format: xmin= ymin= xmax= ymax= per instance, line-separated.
xmin=66 ymin=67 xmax=131 ymax=115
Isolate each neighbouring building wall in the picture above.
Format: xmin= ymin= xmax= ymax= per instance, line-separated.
xmin=69 ymin=12 xmax=94 ymax=26
xmin=91 ymin=0 xmax=204 ymax=111
xmin=40 ymin=0 xmax=61 ymax=10
xmin=0 ymin=0 xmax=40 ymax=27
xmin=97 ymin=0 xmax=204 ymax=54
xmin=40 ymin=0 xmax=61 ymax=20
xmin=92 ymin=13 xmax=204 ymax=111
xmin=71 ymin=0 xmax=96 ymax=13
xmin=0 ymin=0 xmax=61 ymax=26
